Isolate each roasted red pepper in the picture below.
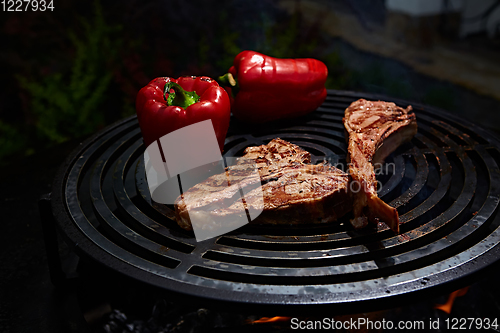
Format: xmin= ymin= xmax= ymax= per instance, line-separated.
xmin=136 ymin=76 xmax=230 ymax=151
xmin=219 ymin=50 xmax=328 ymax=123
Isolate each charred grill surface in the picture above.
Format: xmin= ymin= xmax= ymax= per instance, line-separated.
xmin=344 ymin=99 xmax=418 ymax=233
xmin=51 ymin=90 xmax=500 ymax=314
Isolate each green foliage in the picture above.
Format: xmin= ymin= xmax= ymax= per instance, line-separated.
xmin=197 ymin=34 xmax=211 ymax=69
xmin=17 ymin=0 xmax=122 ymax=145
xmin=423 ymin=86 xmax=456 ymax=111
xmin=195 ymin=10 xmax=241 ymax=74
xmin=216 ymin=29 xmax=241 ymax=70
xmin=261 ymin=9 xmax=317 ymax=59
xmin=0 ymin=120 xmax=28 ymax=162
xmin=323 ymin=51 xmax=356 ymax=90
xmin=213 ymin=12 xmax=241 ymax=72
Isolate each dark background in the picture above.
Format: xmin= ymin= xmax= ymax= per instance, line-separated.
xmin=1 ymin=0 xmax=500 ymax=165
xmin=1 ymin=0 xmax=500 ymax=332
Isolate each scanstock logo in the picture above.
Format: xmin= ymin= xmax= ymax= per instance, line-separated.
xmin=143 ymin=120 xmax=264 ymax=242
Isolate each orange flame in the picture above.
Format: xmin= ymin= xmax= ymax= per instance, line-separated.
xmin=434 ymin=286 xmax=470 ymax=314
xmin=251 ymin=316 xmax=292 ymax=324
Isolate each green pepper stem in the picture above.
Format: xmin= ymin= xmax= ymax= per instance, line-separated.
xmin=164 ymin=82 xmax=200 ymax=109
xmin=218 ymin=73 xmax=239 ymax=96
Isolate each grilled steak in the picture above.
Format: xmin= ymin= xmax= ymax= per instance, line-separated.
xmin=343 ymin=99 xmax=418 ymax=233
xmin=174 ymin=139 xmax=351 ymax=230
xmin=239 ymin=138 xmax=312 ymax=176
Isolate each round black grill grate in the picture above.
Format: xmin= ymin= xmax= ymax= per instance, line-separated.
xmin=52 ymin=90 xmax=500 ymax=314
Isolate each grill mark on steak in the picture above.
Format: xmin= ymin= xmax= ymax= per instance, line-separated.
xmin=343 ymin=99 xmax=418 ymax=233
xmin=174 ymin=138 xmax=351 ymax=230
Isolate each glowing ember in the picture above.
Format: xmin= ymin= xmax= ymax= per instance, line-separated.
xmin=434 ymin=286 xmax=470 ymax=314
xmin=251 ymin=316 xmax=292 ymax=324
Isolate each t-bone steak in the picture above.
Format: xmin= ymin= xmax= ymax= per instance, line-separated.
xmin=343 ymin=99 xmax=418 ymax=233
xmin=174 ymin=138 xmax=351 ymax=230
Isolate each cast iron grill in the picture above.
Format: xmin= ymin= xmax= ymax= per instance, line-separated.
xmin=51 ymin=90 xmax=500 ymax=315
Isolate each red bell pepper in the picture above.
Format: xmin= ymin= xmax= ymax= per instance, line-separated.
xmin=219 ymin=50 xmax=328 ymax=123
xmin=136 ymin=76 xmax=231 ymax=151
